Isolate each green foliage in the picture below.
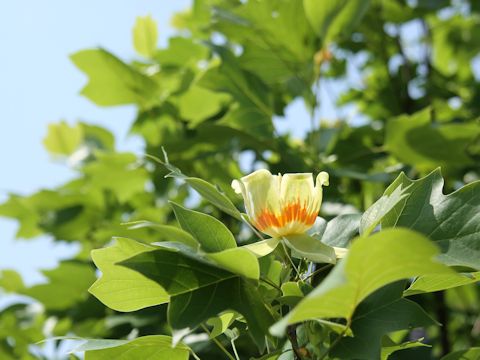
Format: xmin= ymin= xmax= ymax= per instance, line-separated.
xmin=2 ymin=0 xmax=480 ymax=359
xmin=82 ymin=336 xmax=190 ymax=359
xmin=271 ymin=229 xmax=452 ymax=335
xmin=132 ymin=15 xmax=158 ymax=58
xmin=89 ymin=238 xmax=169 ymax=312
xmin=382 ymin=169 xmax=480 ymax=269
xmin=303 ymin=0 xmax=371 ymax=43
xmin=70 ymin=49 xmax=159 ymax=107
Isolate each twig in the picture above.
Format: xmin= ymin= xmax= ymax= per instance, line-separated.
xmin=287 ymin=324 xmax=302 ymax=360
xmin=435 ymin=291 xmax=451 ymax=356
xmin=200 ymin=324 xmax=236 ymax=360
xmin=281 ymin=241 xmax=300 ymax=277
xmin=260 ymin=277 xmax=282 ymax=292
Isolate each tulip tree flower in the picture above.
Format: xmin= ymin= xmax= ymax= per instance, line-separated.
xmin=232 ymin=169 xmax=329 ymax=237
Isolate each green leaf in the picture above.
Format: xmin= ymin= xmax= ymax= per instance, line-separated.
xmin=120 ymin=248 xmax=235 ymax=297
xmin=283 ymin=234 xmax=336 ymax=264
xmin=303 ymin=0 xmax=371 ymax=42
xmin=83 ymin=335 xmax=189 ymax=360
xmin=82 ymin=152 xmax=149 ymax=203
xmin=151 ymin=154 xmax=243 ymax=220
xmin=279 ymin=281 xmax=304 ymax=306
xmin=381 ymin=337 xmax=430 ymax=360
xmin=23 ymin=261 xmax=96 ymax=310
xmin=132 ymin=15 xmax=158 ymax=58
xmin=360 ymin=180 xmax=411 ymax=235
xmin=43 ymin=121 xmax=83 ymax=156
xmin=206 ymin=311 xmax=238 ymax=338
xmin=207 ymin=247 xmax=260 ymax=279
xmin=320 ymin=214 xmax=361 ymax=248
xmin=181 ymin=177 xmax=242 ymax=220
xmin=177 ymin=85 xmax=231 ymax=127
xmin=0 ymin=270 xmax=24 ymax=293
xmin=168 ymin=277 xmax=275 ymax=350
xmin=198 ymin=46 xmax=274 ymax=140
xmin=332 ymin=283 xmax=436 ymax=359
xmin=381 ymin=169 xmax=480 ymax=269
xmin=153 ymin=241 xmax=259 ymax=280
xmin=89 ymin=238 xmax=169 ymax=312
xmin=124 ymin=221 xmax=198 ymax=248
xmin=316 ymin=320 xmax=353 ymax=337
xmin=241 ymin=238 xmax=280 ymax=257
xmin=70 ymin=48 xmax=158 ymax=107
xmin=404 ymin=272 xmax=480 ymax=296
xmin=385 ymin=108 xmax=480 ymax=171
xmin=170 ymin=202 xmax=237 ymax=252
xmin=156 ymin=37 xmax=209 ymax=68
xmin=441 ymin=348 xmax=480 ymax=360
xmin=270 ymin=229 xmax=452 ymax=336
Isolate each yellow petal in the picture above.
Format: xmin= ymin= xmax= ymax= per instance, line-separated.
xmin=232 ymin=170 xmax=329 ymax=238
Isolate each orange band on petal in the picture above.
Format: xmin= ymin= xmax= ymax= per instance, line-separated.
xmin=254 ymin=201 xmax=318 ymax=233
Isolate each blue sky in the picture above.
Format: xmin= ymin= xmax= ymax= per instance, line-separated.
xmin=0 ymin=0 xmax=192 ymax=284
xmin=0 ymin=0 xmax=328 ymax=285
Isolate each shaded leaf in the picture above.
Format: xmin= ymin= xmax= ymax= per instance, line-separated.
xmin=120 ymin=248 xmax=235 ymax=297
xmin=168 ymin=277 xmax=275 ymax=350
xmin=321 ymin=214 xmax=361 ymax=248
xmin=333 ymin=283 xmax=436 ymax=359
xmin=382 ymin=169 xmax=480 ymax=269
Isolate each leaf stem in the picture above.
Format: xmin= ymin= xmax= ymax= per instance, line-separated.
xmin=230 ymin=338 xmax=240 ymax=360
xmin=281 ymin=241 xmax=300 ymax=278
xmin=191 ymin=350 xmax=202 ymax=360
xmin=201 ymin=324 xmax=236 ymax=360
xmin=260 ymin=277 xmax=282 ymax=292
xmin=302 ymin=264 xmax=333 ymax=282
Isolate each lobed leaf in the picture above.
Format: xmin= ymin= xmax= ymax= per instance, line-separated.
xmin=270 ymin=228 xmax=452 ymax=336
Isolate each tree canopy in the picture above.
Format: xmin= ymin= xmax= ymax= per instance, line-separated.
xmin=1 ymin=1 xmax=480 ymax=359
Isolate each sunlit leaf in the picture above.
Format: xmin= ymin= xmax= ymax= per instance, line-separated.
xmin=71 ymin=48 xmax=159 ymax=107
xmin=84 ymin=335 xmax=190 ymax=360
xmin=89 ymin=238 xmax=169 ymax=312
xmin=170 ymin=201 xmax=237 ymax=252
xmin=133 ymin=15 xmax=158 ymax=58
xmin=270 ymin=229 xmax=452 ymax=336
xmin=404 ymin=272 xmax=480 ymax=296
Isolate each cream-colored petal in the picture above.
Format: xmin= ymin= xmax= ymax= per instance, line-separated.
xmin=279 ymin=173 xmax=315 ymax=205
xmin=316 ymin=171 xmax=329 ymax=187
xmin=233 ymin=169 xmax=281 ymax=220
